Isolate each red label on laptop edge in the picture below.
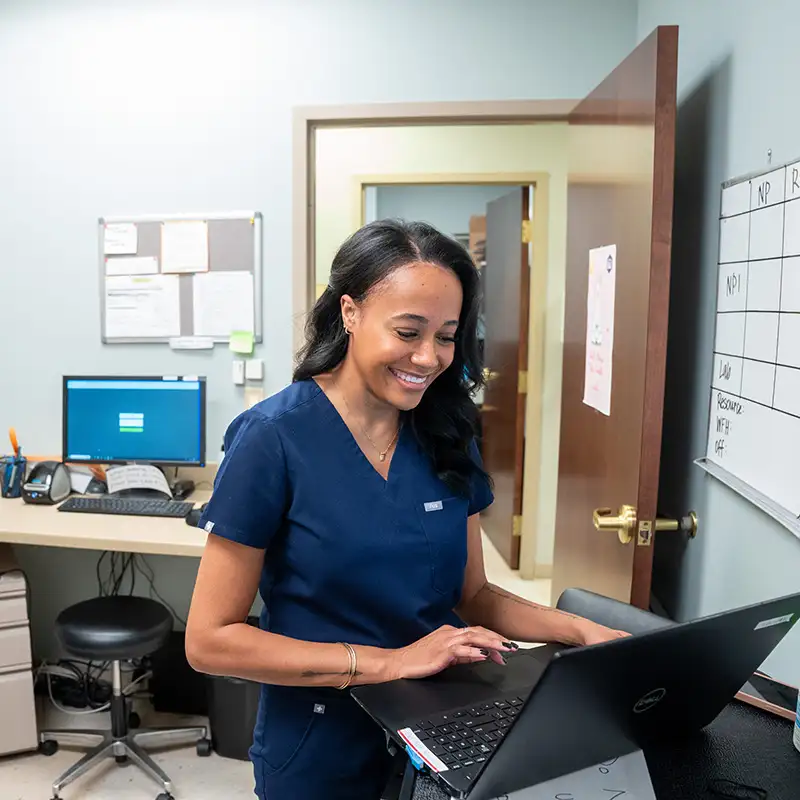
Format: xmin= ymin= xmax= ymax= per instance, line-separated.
xmin=398 ymin=727 xmax=449 ymax=773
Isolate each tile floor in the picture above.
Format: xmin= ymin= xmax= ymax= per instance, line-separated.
xmin=2 ymin=536 xmax=551 ymax=800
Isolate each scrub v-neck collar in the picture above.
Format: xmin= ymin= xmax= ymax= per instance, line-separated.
xmin=311 ymin=378 xmax=407 ymax=489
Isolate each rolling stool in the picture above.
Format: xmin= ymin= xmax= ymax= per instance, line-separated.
xmin=38 ymin=595 xmax=211 ymax=800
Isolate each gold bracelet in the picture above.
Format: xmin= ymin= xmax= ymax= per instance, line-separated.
xmin=336 ymin=642 xmax=357 ymax=690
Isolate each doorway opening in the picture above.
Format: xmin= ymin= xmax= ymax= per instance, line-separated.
xmin=307 ymin=121 xmax=566 ymax=588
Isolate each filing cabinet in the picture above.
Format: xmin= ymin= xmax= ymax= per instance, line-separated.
xmin=0 ymin=543 xmax=37 ymax=755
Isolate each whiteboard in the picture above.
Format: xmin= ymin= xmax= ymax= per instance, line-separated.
xmin=704 ymin=158 xmax=800 ymax=522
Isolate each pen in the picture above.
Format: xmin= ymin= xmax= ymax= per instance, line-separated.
xmin=6 ymin=428 xmax=21 ymax=496
xmin=7 ymin=464 xmax=17 ymax=496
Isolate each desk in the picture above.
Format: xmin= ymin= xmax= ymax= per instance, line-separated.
xmin=412 ymin=702 xmax=800 ymax=799
xmin=0 ymin=493 xmax=214 ymax=755
xmin=0 ymin=493 xmax=211 ymax=556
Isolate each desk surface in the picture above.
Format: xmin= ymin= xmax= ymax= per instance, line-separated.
xmin=0 ymin=493 xmax=211 ymax=557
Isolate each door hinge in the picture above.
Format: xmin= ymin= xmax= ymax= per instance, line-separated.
xmin=521 ymin=220 xmax=532 ymax=244
xmin=512 ymin=515 xmax=522 ymax=537
xmin=518 ymin=370 xmax=528 ymax=394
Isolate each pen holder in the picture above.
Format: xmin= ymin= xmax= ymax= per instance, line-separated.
xmin=0 ymin=455 xmax=26 ymax=498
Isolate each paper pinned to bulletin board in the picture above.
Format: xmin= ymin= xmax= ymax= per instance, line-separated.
xmin=104 ymin=275 xmax=181 ymax=339
xmin=105 ymin=256 xmax=158 ymax=276
xmin=103 ymin=222 xmax=138 ymax=255
xmin=583 ymin=244 xmax=617 ymax=416
xmin=193 ymin=271 xmax=254 ymax=338
xmin=161 ymin=220 xmax=209 ymax=273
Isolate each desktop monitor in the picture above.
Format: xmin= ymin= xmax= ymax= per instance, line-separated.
xmin=63 ymin=376 xmax=206 ymax=466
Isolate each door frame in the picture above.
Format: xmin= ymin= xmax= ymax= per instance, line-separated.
xmin=292 ymin=100 xmax=575 ymax=346
xmin=292 ymin=101 xmax=576 ymax=580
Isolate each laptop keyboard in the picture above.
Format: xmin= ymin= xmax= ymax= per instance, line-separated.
xmin=408 ymin=694 xmax=524 ymax=771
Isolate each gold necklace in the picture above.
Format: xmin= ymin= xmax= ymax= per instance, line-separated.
xmin=338 ymin=383 xmax=400 ymax=462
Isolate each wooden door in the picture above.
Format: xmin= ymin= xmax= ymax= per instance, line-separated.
xmin=552 ymin=27 xmax=678 ymax=608
xmin=480 ymin=188 xmax=530 ymax=569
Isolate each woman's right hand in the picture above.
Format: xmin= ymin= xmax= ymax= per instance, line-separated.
xmin=387 ymin=625 xmax=517 ymax=681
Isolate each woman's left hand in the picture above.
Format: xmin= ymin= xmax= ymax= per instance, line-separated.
xmin=576 ymin=620 xmax=630 ymax=646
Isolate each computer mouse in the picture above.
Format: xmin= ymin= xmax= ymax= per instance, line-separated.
xmin=85 ymin=477 xmax=108 ymax=495
xmin=185 ymin=502 xmax=208 ymax=527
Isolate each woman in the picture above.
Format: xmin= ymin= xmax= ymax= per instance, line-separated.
xmin=185 ymin=220 xmax=625 ymax=800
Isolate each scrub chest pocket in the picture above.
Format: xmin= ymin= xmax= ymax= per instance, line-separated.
xmin=418 ymin=496 xmax=469 ymax=596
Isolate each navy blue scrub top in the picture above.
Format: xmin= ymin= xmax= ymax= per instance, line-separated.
xmin=198 ymin=379 xmax=494 ymax=650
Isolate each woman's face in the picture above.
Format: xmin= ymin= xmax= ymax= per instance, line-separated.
xmin=342 ymin=261 xmax=463 ymax=410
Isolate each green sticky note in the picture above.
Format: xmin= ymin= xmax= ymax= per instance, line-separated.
xmin=229 ymin=330 xmax=254 ymax=355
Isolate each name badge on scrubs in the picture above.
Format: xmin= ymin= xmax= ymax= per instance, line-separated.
xmin=424 ymin=500 xmax=443 ymax=512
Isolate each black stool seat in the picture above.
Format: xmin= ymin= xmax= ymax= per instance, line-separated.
xmin=56 ymin=596 xmax=173 ymax=660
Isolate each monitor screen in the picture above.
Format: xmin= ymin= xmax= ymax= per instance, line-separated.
xmin=63 ymin=376 xmax=206 ymax=466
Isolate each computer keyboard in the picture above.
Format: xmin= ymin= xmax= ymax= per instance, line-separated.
xmin=408 ymin=695 xmax=523 ymax=771
xmin=58 ymin=496 xmax=195 ymax=518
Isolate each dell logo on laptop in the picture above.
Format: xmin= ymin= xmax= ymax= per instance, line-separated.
xmin=633 ymin=688 xmax=667 ymax=713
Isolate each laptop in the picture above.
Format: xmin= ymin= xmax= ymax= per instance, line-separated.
xmin=352 ymin=593 xmax=799 ymax=800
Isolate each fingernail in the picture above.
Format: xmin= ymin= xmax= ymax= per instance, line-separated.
xmin=480 ymin=649 xmax=490 ymax=656
xmin=499 ymin=654 xmax=507 ymax=665
xmin=503 ymin=641 xmax=519 ymax=650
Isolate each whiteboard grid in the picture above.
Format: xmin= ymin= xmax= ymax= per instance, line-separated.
xmin=707 ymin=158 xmax=800 ymax=526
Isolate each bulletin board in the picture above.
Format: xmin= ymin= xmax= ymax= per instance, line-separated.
xmin=98 ymin=211 xmax=263 ymax=344
xmin=700 ymin=157 xmax=800 ymax=529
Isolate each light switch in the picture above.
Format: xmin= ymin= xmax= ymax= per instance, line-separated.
xmin=232 ymin=360 xmax=245 ymax=386
xmin=245 ymin=359 xmax=264 ymax=381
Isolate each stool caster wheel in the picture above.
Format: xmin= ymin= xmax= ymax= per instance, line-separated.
xmin=156 ymin=794 xmax=174 ymax=800
xmin=129 ymin=710 xmax=141 ymax=729
xmin=38 ymin=739 xmax=58 ymax=756
xmin=196 ymin=737 xmax=212 ymax=757
xmin=116 ymin=754 xmax=129 ymax=764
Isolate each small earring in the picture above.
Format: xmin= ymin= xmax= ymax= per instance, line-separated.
xmin=344 ymin=327 xmax=351 ymax=336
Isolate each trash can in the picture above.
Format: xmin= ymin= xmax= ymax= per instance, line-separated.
xmin=206 ymin=616 xmax=261 ymax=761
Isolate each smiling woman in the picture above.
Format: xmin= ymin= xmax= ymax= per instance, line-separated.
xmin=296 ymin=219 xmax=484 ymax=490
xmin=185 ymin=219 xmax=623 ymax=800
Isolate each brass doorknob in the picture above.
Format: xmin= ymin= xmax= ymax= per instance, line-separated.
xmin=593 ymin=505 xmax=699 ymax=546
xmin=483 ymin=368 xmax=500 ymax=382
xmin=593 ymin=505 xmax=637 ymax=544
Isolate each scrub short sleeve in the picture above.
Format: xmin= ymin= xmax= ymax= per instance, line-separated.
xmin=198 ymin=411 xmax=288 ymax=549
xmin=468 ymin=438 xmax=494 ymax=517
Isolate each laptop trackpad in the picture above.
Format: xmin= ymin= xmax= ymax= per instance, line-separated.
xmin=421 ymin=643 xmax=558 ymax=701
xmin=356 ymin=644 xmax=561 ymax=726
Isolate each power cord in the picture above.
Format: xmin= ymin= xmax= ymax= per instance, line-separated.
xmin=34 ymin=659 xmax=149 ymax=716
xmin=96 ymin=551 xmax=136 ymax=597
xmin=95 ymin=550 xmax=187 ymax=626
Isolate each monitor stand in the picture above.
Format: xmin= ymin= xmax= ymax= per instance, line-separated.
xmin=105 ymin=464 xmax=173 ymax=500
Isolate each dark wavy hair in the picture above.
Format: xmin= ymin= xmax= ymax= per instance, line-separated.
xmin=293 ymin=219 xmax=488 ymax=496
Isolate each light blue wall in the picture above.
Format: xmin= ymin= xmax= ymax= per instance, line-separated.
xmin=637 ymin=1 xmax=800 ymax=685
xmin=375 ymin=185 xmax=514 ymax=238
xmin=0 ymin=0 xmax=638 ymax=657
